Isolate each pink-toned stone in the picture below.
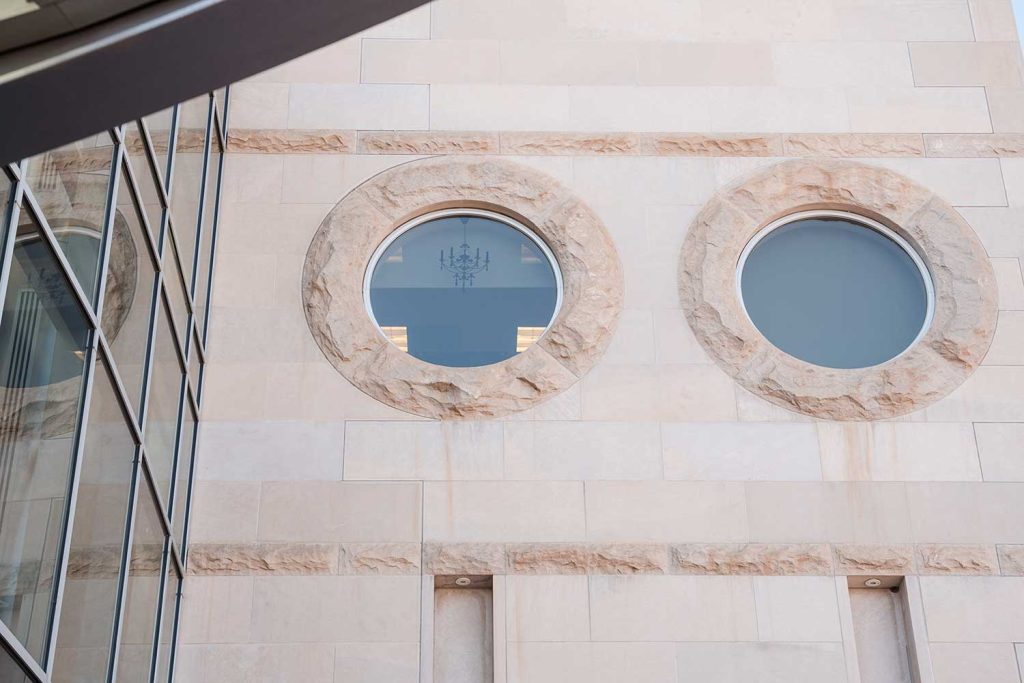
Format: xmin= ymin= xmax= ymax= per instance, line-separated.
xmin=506 ymin=543 xmax=667 ymax=575
xmin=783 ymin=133 xmax=925 ymax=158
xmin=652 ymin=133 xmax=782 ymax=157
xmin=924 ymin=133 xmax=1024 ymax=157
xmin=424 ymin=543 xmax=506 ymax=575
xmin=916 ymin=544 xmax=999 ymax=575
xmin=997 ymin=545 xmax=1024 ymax=575
xmin=337 ymin=543 xmax=421 ymax=575
xmin=500 ymin=132 xmax=643 ymax=155
xmin=227 ymin=128 xmax=355 ymax=153
xmin=358 ymin=131 xmax=498 ymax=155
xmin=671 ymin=544 xmax=832 ymax=576
xmin=833 ymin=545 xmax=915 ymax=575
xmin=187 ymin=543 xmax=338 ymax=576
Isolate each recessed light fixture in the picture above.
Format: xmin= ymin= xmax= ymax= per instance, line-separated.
xmin=864 ymin=578 xmax=883 ymax=588
xmin=454 ymin=577 xmax=472 ymax=587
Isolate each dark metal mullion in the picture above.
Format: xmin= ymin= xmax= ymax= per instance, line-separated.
xmin=146 ymin=536 xmax=174 ymax=683
xmin=136 ymin=451 xmax=176 ymax=558
xmin=197 ymin=143 xmax=224 ymax=353
xmin=132 ymin=118 xmax=171 ymax=210
xmin=161 ymin=105 xmax=180 ymax=208
xmin=90 ymin=141 xmax=126 ymax=340
xmin=105 ymin=442 xmax=145 ymax=683
xmin=0 ymin=175 xmax=25 ymax=333
xmin=117 ymin=141 xmax=164 ymax=270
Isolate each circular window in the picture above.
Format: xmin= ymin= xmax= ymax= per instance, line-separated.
xmin=738 ymin=211 xmax=933 ymax=369
xmin=365 ymin=209 xmax=562 ymax=368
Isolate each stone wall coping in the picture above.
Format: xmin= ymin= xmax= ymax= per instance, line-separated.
xmin=228 ymin=128 xmax=1024 ymax=158
xmin=679 ymin=158 xmax=998 ymax=421
xmin=302 ymin=155 xmax=623 ymax=419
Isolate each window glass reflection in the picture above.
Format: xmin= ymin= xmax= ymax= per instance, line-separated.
xmin=142 ymin=108 xmax=175 ymax=191
xmin=163 ymin=232 xmax=192 ymax=348
xmin=143 ymin=302 xmax=184 ymax=505
xmin=171 ymin=403 xmax=195 ymax=544
xmin=152 ymin=560 xmax=180 ymax=682
xmin=168 ymin=96 xmax=211 ymax=284
xmin=24 ymin=135 xmax=114 ymax=303
xmin=0 ymin=643 xmax=31 ymax=683
xmin=0 ymin=215 xmax=90 ymax=662
xmin=194 ymin=136 xmax=221 ymax=337
xmin=114 ymin=484 xmax=165 ymax=682
xmin=52 ymin=356 xmax=134 ymax=683
xmin=123 ymin=122 xmax=164 ymax=241
xmin=368 ymin=213 xmax=560 ymax=367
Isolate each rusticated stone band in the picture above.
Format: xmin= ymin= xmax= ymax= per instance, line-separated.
xmin=302 ymin=156 xmax=623 ymax=419
xmin=679 ymin=159 xmax=998 ymax=421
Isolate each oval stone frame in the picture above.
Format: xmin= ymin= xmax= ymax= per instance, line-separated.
xmin=679 ymin=159 xmax=998 ymax=420
xmin=303 ymin=156 xmax=624 ymax=419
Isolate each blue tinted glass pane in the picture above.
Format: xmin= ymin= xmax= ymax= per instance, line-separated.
xmin=369 ymin=214 xmax=558 ymax=368
xmin=740 ymin=217 xmax=929 ymax=369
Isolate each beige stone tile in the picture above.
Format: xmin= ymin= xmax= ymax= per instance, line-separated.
xmin=209 ymin=253 xmax=278 ymax=309
xmin=958 ymin=207 xmax=1024 ymax=258
xmin=985 ymin=311 xmax=1024 ymax=364
xmin=430 ymin=0 xmax=568 ymax=39
xmin=250 ymin=575 xmax=420 ymax=642
xmin=248 ymin=38 xmax=360 ymax=83
xmin=988 ymin=87 xmax=1024 ymax=132
xmin=207 ymin=305 xmax=318 ymax=364
xmin=189 ymin=481 xmax=261 ymax=543
xmin=430 ymin=84 xmax=571 ymax=130
xmin=993 ymin=258 xmax=1024 ymax=309
xmin=710 ymin=86 xmax=850 ymax=133
xmin=589 ymin=575 xmax=757 ymax=641
xmin=867 ymin=157 xmax=1007 ymax=207
xmin=581 ymin=364 xmax=738 ymax=422
xmin=258 ymin=482 xmax=421 ymax=543
xmin=200 ymin=362 xmax=267 ymax=421
xmin=280 ymin=154 xmax=417 ymax=204
xmin=178 ymin=577 xmax=253 ymax=644
xmin=653 ymin=309 xmax=713 ymax=365
xmin=662 ymin=423 xmax=822 ymax=481
xmin=501 ymin=41 xmax=639 ymax=85
xmin=344 ymin=420 xmax=504 ymax=480
xmin=698 ymin=0 xmax=839 ymax=41
xmin=423 ymin=481 xmax=586 ymax=542
xmin=638 ymin=43 xmax=772 ymax=86
xmin=970 ymin=0 xmax=1021 ymax=41
xmin=602 ymin=309 xmax=657 ymax=365
xmin=196 ymin=420 xmax=344 ymax=481
xmin=817 ymin=423 xmax=982 ymax=481
xmin=847 ymin=87 xmax=992 ymax=133
xmin=734 ymin=385 xmax=815 ymax=423
xmin=220 ymin=154 xmax=284 ymax=204
xmin=911 ymin=42 xmax=1024 ymax=87
xmin=288 ymin=84 xmax=429 ymax=129
xmin=502 ymin=383 xmax=582 ymax=422
xmin=975 ymin=423 xmax=1024 ymax=481
xmin=227 ymin=83 xmax=290 ymax=129
xmin=507 ymin=642 xmax=677 ymax=683
xmin=564 ymin=0 xmax=702 ymax=40
xmin=674 ymin=642 xmax=847 ymax=682
xmin=576 ymin=157 xmax=715 ymax=211
xmin=503 ymin=421 xmax=662 ymax=480
xmin=333 ymin=643 xmax=419 ymax=683
xmin=753 ymin=576 xmax=843 ymax=642
xmin=569 ymin=86 xmax=712 ymax=132
xmin=359 ymin=130 xmax=498 ymax=155
xmin=932 ymin=643 xmax=1022 ymax=683
xmin=181 ymin=643 xmax=336 ymax=683
xmin=745 ymin=483 xmax=913 ymax=544
xmin=215 ymin=201 xmax=332 ymax=257
xmin=924 ymin=367 xmax=1024 ymax=421
xmin=920 ymin=576 xmax=1024 ymax=641
xmin=1018 ymin=644 xmax=1024 ymax=680
xmin=834 ymin=0 xmax=974 ymax=41
xmin=259 ymin=361 xmax=418 ymax=421
xmin=362 ymin=39 xmax=500 ymax=84
xmin=585 ymin=482 xmax=748 ymax=542
xmin=907 ymin=483 xmax=1024 ymax=543
xmin=505 ymin=575 xmax=589 ymax=641
xmin=360 ymin=4 xmax=430 ymax=39
xmin=1002 ymin=157 xmax=1024 ymax=205
xmin=773 ymin=42 xmax=914 ymax=87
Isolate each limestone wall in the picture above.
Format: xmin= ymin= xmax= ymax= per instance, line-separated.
xmin=177 ymin=1 xmax=1024 ymax=681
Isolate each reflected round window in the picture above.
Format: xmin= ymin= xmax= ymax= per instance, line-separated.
xmin=738 ymin=211 xmax=933 ymax=369
xmin=366 ymin=210 xmax=561 ymax=367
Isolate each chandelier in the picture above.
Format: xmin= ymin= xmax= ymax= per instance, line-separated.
xmin=440 ymin=217 xmax=490 ymax=289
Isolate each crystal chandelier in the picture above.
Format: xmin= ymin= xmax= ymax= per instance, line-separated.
xmin=440 ymin=217 xmax=489 ymax=289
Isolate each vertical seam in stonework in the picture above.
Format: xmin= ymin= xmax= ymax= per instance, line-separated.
xmin=971 ymin=422 xmax=987 ymax=480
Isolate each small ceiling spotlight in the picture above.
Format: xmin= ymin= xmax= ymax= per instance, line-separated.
xmin=454 ymin=577 xmax=472 ymax=587
xmin=864 ymin=578 xmax=883 ymax=588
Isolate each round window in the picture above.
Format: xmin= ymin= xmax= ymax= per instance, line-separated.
xmin=365 ymin=209 xmax=562 ymax=368
xmin=738 ymin=211 xmax=933 ymax=369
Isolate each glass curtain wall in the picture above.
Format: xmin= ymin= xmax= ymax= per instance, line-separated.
xmin=0 ymin=88 xmax=228 ymax=683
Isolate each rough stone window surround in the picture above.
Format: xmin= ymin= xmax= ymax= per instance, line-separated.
xmin=679 ymin=159 xmax=998 ymax=421
xmin=302 ymin=156 xmax=623 ymax=419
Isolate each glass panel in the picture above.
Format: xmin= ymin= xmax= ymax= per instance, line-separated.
xmin=143 ymin=301 xmax=183 ymax=505
xmin=214 ymin=87 xmax=228 ymax=129
xmin=106 ymin=164 xmax=157 ymax=417
xmin=170 ymin=403 xmax=195 ymax=544
xmin=152 ymin=558 xmax=180 ymax=682
xmin=24 ymin=134 xmax=114 ymax=303
xmin=142 ymin=108 xmax=175 ymax=191
xmin=52 ymin=356 xmax=134 ymax=683
xmin=162 ymin=231 xmax=191 ymax=348
xmin=0 ymin=176 xmax=10 ymax=230
xmin=0 ymin=643 xmax=31 ymax=683
xmin=194 ymin=136 xmax=221 ymax=337
xmin=368 ymin=212 xmax=560 ymax=367
xmin=168 ymin=96 xmax=211 ymax=284
xmin=0 ymin=214 xmax=90 ymax=662
xmin=114 ymin=483 xmax=165 ymax=682
xmin=123 ymin=122 xmax=164 ymax=242
xmin=186 ymin=330 xmax=201 ymax=401
xmin=740 ymin=215 xmax=930 ymax=369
